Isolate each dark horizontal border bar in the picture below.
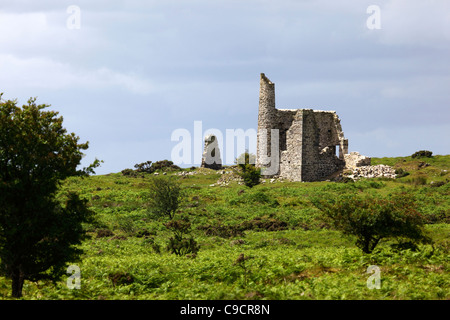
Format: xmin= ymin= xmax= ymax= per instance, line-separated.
xmin=1 ymin=300 xmax=445 ymax=319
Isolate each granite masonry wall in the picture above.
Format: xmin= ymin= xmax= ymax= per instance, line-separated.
xmin=256 ymin=73 xmax=349 ymax=182
xmin=201 ymin=134 xmax=222 ymax=170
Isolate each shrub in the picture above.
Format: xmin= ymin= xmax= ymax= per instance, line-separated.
xmin=394 ymin=168 xmax=410 ymax=178
xmin=234 ymin=152 xmax=261 ymax=188
xmin=239 ymin=165 xmax=261 ymax=188
xmin=164 ymin=219 xmax=199 ymax=256
xmin=134 ymin=159 xmax=180 ymax=174
xmin=152 ymin=159 xmax=180 ymax=172
xmin=134 ymin=161 xmax=154 ymax=173
xmin=147 ymin=176 xmax=182 ymax=220
xmin=411 ymin=150 xmax=433 ymax=158
xmin=121 ymin=168 xmax=138 ymax=177
xmin=312 ymin=193 xmax=431 ymax=253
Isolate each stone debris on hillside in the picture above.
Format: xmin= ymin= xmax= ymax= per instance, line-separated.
xmin=345 ymin=164 xmax=397 ymax=180
xmin=181 ymin=162 xmax=397 ymax=186
xmin=175 ymin=167 xmax=217 ymax=177
xmin=209 ymin=168 xmax=287 ymax=187
xmin=175 ymin=171 xmax=198 ymax=177
xmin=210 ymin=170 xmax=243 ymax=187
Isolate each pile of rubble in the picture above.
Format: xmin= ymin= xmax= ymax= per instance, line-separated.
xmin=346 ymin=164 xmax=397 ymax=180
xmin=210 ymin=170 xmax=243 ymax=187
xmin=175 ymin=167 xmax=217 ymax=177
xmin=175 ymin=170 xmax=198 ymax=177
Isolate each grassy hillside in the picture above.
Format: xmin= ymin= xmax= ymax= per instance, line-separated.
xmin=1 ymin=155 xmax=449 ymax=300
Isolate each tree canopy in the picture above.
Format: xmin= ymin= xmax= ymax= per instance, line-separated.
xmin=0 ymin=94 xmax=99 ymax=297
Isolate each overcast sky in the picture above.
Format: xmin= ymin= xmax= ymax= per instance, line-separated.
xmin=1 ymin=0 xmax=449 ymax=174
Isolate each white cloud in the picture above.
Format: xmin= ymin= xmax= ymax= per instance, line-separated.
xmin=373 ymin=0 xmax=450 ymax=46
xmin=0 ymin=54 xmax=154 ymax=94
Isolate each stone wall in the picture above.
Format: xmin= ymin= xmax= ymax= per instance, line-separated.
xmin=344 ymin=151 xmax=371 ymax=169
xmin=278 ymin=109 xmax=302 ymax=181
xmin=256 ymin=73 xmax=349 ymax=182
xmin=201 ymin=134 xmax=222 ymax=170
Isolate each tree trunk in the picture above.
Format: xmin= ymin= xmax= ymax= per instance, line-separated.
xmin=11 ymin=271 xmax=25 ymax=298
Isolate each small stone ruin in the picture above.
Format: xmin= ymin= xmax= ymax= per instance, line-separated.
xmin=201 ymin=134 xmax=222 ymax=170
xmin=344 ymin=152 xmax=371 ymax=169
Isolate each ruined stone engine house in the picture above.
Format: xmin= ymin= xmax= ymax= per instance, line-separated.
xmin=256 ymin=73 xmax=350 ymax=182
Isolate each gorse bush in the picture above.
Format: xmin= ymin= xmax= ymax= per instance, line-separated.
xmin=127 ymin=160 xmax=181 ymax=175
xmin=151 ymin=160 xmax=180 ymax=171
xmin=134 ymin=160 xmax=154 ymax=173
xmin=412 ymin=150 xmax=433 ymax=158
xmin=313 ymin=193 xmax=431 ymax=253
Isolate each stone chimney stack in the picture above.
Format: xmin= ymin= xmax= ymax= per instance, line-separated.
xmin=259 ymin=73 xmax=275 ymax=114
xmin=256 ymin=73 xmax=277 ymax=169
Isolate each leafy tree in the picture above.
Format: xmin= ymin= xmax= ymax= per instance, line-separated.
xmin=0 ymin=94 xmax=99 ymax=298
xmin=313 ymin=193 xmax=431 ymax=253
xmin=147 ymin=176 xmax=182 ymax=220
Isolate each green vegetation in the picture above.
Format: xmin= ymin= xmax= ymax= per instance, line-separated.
xmin=0 ymin=95 xmax=99 ymax=298
xmin=313 ymin=193 xmax=431 ymax=253
xmin=0 ymin=153 xmax=449 ymax=300
xmin=147 ymin=176 xmax=182 ymax=220
xmin=411 ymin=150 xmax=433 ymax=159
xmin=234 ymin=152 xmax=261 ymax=188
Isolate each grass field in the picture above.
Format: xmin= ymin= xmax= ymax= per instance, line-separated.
xmin=1 ymin=155 xmax=448 ymax=300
